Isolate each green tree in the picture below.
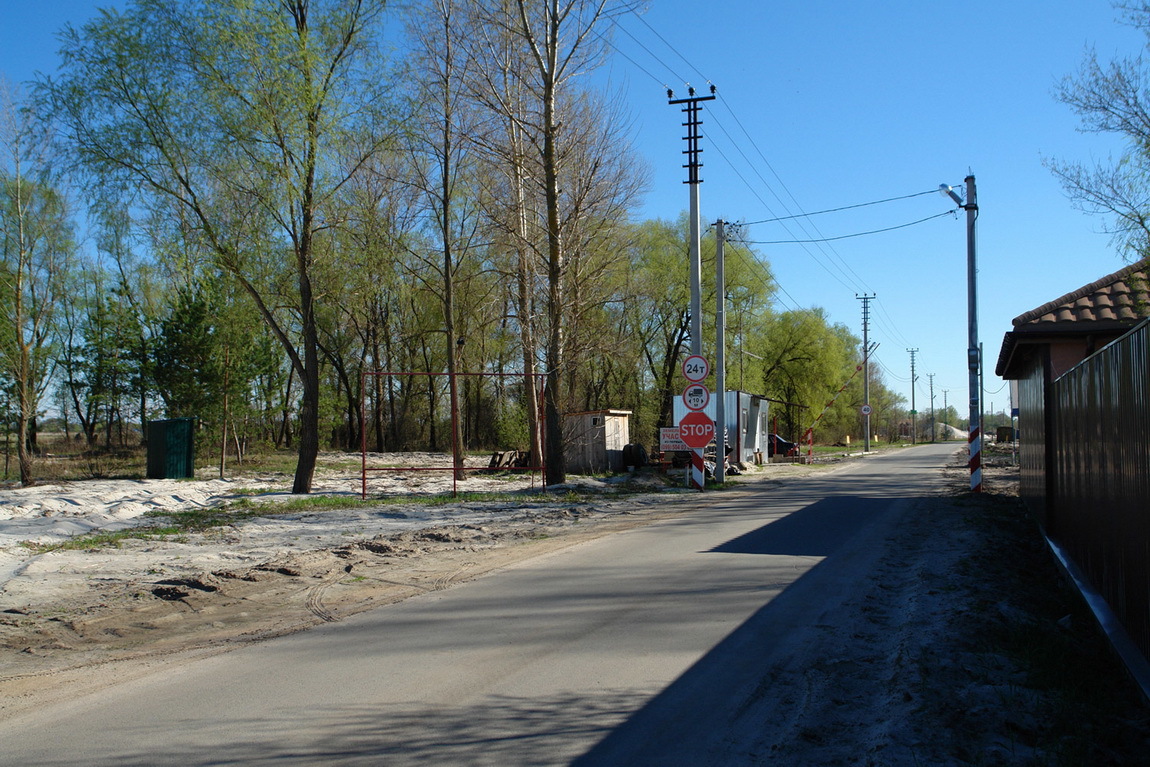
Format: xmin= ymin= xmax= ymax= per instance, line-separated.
xmin=757 ymin=309 xmax=858 ymax=442
xmin=153 ymin=286 xmax=221 ymax=419
xmin=47 ymin=0 xmax=393 ymax=492
xmin=0 ymin=81 xmax=74 ymax=484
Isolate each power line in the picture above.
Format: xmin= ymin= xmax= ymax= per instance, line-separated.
xmin=743 ymin=189 xmax=939 ymax=225
xmin=628 ymin=8 xmax=711 ymax=85
xmin=705 ymin=112 xmax=864 ymax=294
xmin=603 ymin=12 xmax=927 ymax=369
xmin=593 ymin=27 xmax=669 ymax=89
xmin=712 ymin=99 xmax=873 ymax=292
xmin=604 ymin=17 xmax=688 ymax=88
xmin=742 ymin=211 xmax=955 ymax=245
xmin=606 ymin=13 xmax=881 ymax=298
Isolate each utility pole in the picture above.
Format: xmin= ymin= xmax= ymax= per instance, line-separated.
xmin=714 ymin=219 xmax=727 ymax=485
xmin=857 ymin=294 xmax=875 ymax=452
xmin=941 ymin=175 xmax=981 ymax=492
xmin=942 ymin=389 xmax=950 ymax=439
xmin=668 ymin=85 xmax=716 ymax=362
xmin=669 ymin=85 xmax=716 ymax=490
xmin=927 ymin=373 xmax=936 ymax=442
xmin=907 ymin=348 xmax=919 ymax=444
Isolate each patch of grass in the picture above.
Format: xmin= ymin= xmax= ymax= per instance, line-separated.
xmin=217 ymin=495 xmax=372 ymax=513
xmin=21 ymin=506 xmax=275 ymax=553
xmin=21 ymin=526 xmax=182 ymax=553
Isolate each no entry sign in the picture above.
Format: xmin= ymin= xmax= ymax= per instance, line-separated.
xmin=678 ymin=411 xmax=715 ymax=449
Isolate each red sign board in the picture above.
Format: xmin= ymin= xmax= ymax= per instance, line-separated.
xmin=678 ymin=411 xmax=715 ymax=449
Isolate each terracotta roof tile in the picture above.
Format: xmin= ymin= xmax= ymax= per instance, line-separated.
xmin=1012 ymin=258 xmax=1150 ymax=329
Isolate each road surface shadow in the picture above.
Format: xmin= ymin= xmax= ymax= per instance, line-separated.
xmin=573 ymin=494 xmax=916 ymax=765
xmin=709 ymin=496 xmax=886 ymax=557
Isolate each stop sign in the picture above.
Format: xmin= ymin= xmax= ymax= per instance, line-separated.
xmin=678 ymin=411 xmax=715 ymax=449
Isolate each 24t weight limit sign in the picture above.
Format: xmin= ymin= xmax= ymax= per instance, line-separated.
xmin=682 ymin=355 xmax=710 ymax=383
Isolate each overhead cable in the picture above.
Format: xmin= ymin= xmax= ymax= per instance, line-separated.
xmin=743 ymin=211 xmax=955 ymax=245
xmin=743 ymin=189 xmax=941 ymax=225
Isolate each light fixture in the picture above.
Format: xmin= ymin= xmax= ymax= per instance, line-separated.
xmin=939 ymin=183 xmax=964 ymax=207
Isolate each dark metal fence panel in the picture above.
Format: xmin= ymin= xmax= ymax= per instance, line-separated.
xmin=1017 ymin=357 xmax=1047 ymax=523
xmin=1049 ymin=320 xmax=1150 ymax=661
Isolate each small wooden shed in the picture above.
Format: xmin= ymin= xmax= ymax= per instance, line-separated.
xmin=564 ymin=409 xmax=632 ymax=474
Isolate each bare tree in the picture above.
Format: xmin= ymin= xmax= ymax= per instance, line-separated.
xmin=466 ymin=0 xmax=640 ymax=484
xmin=404 ymin=0 xmax=487 ymax=478
xmin=1051 ymin=4 xmax=1150 ymax=261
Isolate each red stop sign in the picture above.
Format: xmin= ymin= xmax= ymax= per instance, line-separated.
xmin=678 ymin=411 xmax=715 ymax=449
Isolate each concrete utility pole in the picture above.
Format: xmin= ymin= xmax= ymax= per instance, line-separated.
xmin=942 ymin=389 xmax=950 ymax=439
xmin=857 ymin=294 xmax=875 ymax=452
xmin=668 ymin=86 xmax=716 ymax=362
xmin=907 ymin=348 xmax=919 ymax=444
xmin=669 ymin=85 xmax=716 ymax=490
xmin=714 ymin=219 xmax=726 ymax=485
xmin=941 ymin=175 xmax=981 ymax=492
xmin=927 ymin=373 xmax=936 ymax=442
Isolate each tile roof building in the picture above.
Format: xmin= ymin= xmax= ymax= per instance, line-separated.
xmin=996 ymin=257 xmax=1150 ymax=380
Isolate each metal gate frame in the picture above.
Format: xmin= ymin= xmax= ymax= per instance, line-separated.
xmin=360 ymin=371 xmax=547 ymax=498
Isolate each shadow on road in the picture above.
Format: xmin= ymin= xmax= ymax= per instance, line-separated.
xmin=709 ymin=496 xmax=886 ymax=557
xmin=573 ymin=493 xmax=917 ymax=766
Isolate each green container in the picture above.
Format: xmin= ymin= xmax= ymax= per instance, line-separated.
xmin=146 ymin=418 xmax=197 ymax=479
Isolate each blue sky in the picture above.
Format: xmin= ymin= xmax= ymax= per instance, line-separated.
xmin=2 ymin=1 xmax=1145 ymax=423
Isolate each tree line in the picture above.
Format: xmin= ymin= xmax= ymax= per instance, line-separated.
xmin=1 ymin=0 xmax=907 ymax=490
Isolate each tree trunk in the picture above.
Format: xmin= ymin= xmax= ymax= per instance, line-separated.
xmin=541 ymin=66 xmax=565 ymax=485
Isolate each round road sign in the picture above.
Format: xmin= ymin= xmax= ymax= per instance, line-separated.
xmin=682 ymin=355 xmax=710 ymax=382
xmin=682 ymin=383 xmax=710 ymax=411
xmin=861 ymin=404 xmax=873 ymax=416
xmin=678 ymin=411 xmax=716 ymax=449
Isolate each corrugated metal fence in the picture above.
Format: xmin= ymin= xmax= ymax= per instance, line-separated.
xmin=1048 ymin=319 xmax=1150 ymax=661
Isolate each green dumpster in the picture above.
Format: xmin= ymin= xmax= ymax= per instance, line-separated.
xmin=146 ymin=418 xmax=197 ymax=479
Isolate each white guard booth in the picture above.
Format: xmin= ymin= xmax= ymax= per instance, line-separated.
xmin=672 ymin=390 xmax=768 ymax=464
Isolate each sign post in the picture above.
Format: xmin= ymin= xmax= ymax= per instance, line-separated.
xmin=679 ymin=356 xmax=711 ymax=489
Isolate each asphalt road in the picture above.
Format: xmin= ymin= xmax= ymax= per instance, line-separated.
xmin=0 ymin=442 xmax=958 ymax=766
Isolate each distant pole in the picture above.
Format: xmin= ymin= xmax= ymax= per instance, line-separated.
xmin=907 ymin=347 xmax=919 ymax=444
xmin=669 ymin=85 xmax=716 ymax=490
xmin=927 ymin=373 xmax=936 ymax=442
xmin=857 ymin=294 xmax=875 ymax=452
xmin=715 ymin=219 xmax=727 ymax=485
xmin=943 ymin=389 xmax=950 ymax=439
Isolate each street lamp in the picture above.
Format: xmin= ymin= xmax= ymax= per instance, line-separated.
xmin=940 ymin=176 xmax=981 ymax=492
